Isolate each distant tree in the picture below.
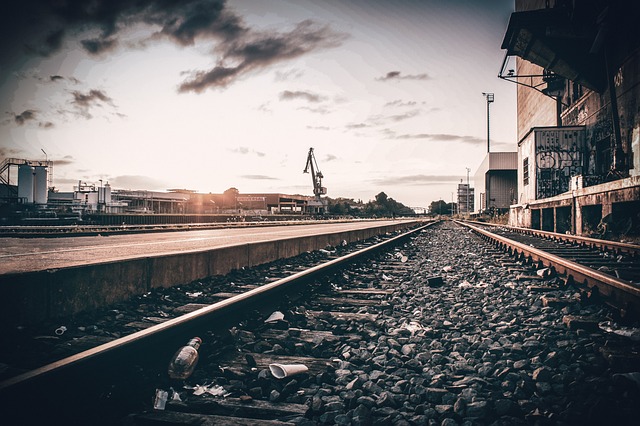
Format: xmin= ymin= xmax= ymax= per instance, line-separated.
xmin=429 ymin=199 xmax=450 ymax=215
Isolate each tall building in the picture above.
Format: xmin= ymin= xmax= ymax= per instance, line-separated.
xmin=457 ymin=183 xmax=475 ymax=215
xmin=501 ymin=0 xmax=640 ymax=235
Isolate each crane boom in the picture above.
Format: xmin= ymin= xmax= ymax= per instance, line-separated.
xmin=303 ymin=147 xmax=327 ymax=199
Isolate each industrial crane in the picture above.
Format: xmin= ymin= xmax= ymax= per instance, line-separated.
xmin=303 ymin=147 xmax=327 ymax=213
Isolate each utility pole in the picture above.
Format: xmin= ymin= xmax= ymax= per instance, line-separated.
xmin=482 ymin=93 xmax=494 ymax=152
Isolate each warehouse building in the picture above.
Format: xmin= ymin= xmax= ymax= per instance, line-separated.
xmin=502 ymin=0 xmax=640 ymax=236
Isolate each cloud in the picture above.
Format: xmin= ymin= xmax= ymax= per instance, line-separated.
xmin=279 ymin=90 xmax=326 ymax=103
xmin=0 ymin=146 xmax=26 ymax=158
xmin=388 ymin=109 xmax=420 ymax=122
xmin=52 ymin=155 xmax=75 ymax=166
xmin=298 ymin=105 xmax=331 ymax=115
xmin=71 ymin=89 xmax=115 ymax=119
xmin=81 ymin=37 xmax=118 ymax=55
xmin=385 ymin=130 xmax=485 ymax=145
xmin=373 ymin=174 xmax=464 ymax=186
xmin=275 ymin=68 xmax=304 ymax=81
xmin=179 ymin=20 xmax=346 ymax=92
xmin=3 ymin=1 xmax=345 ymax=92
xmin=14 ymin=110 xmax=37 ymax=125
xmin=345 ymin=122 xmax=369 ymax=129
xmin=377 ymin=71 xmax=431 ymax=81
xmin=385 ymin=100 xmax=419 ymax=107
xmin=240 ymin=174 xmax=278 ymax=180
xmin=324 ymin=154 xmax=337 ymax=162
xmin=50 ymin=75 xmax=64 ymax=82
xmin=307 ymin=125 xmax=330 ymax=131
xmin=230 ymin=147 xmax=265 ymax=157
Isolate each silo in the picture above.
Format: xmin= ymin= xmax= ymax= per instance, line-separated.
xmin=34 ymin=166 xmax=48 ymax=204
xmin=103 ymin=182 xmax=111 ymax=204
xmin=17 ymin=165 xmax=34 ymax=203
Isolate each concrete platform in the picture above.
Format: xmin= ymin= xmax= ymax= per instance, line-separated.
xmin=0 ymin=220 xmax=420 ymax=325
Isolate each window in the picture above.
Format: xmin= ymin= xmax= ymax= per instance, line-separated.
xmin=523 ymin=157 xmax=529 ymax=186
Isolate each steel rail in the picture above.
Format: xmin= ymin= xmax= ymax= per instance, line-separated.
xmin=457 ymin=221 xmax=640 ymax=314
xmin=0 ymin=221 xmax=434 ymax=396
xmin=464 ymin=220 xmax=640 ymax=256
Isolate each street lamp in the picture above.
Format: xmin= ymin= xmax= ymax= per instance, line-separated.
xmin=482 ymin=92 xmax=494 ymax=153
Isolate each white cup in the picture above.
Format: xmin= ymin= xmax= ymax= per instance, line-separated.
xmin=268 ymin=363 xmax=309 ymax=379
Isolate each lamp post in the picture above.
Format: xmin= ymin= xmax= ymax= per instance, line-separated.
xmin=482 ymin=93 xmax=494 ymax=153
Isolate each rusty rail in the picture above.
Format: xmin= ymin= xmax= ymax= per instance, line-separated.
xmin=457 ymin=221 xmax=640 ymax=316
xmin=0 ymin=222 xmax=436 ymax=424
xmin=464 ymin=220 xmax=640 ymax=257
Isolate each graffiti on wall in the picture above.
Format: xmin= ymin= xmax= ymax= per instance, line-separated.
xmin=535 ymin=128 xmax=586 ymax=199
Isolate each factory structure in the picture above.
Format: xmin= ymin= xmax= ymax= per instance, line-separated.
xmin=470 ymin=0 xmax=639 ymax=238
xmin=0 ymin=156 xmax=326 ymax=225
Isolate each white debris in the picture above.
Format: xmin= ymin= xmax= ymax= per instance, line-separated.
xmin=265 ymin=311 xmax=285 ymax=323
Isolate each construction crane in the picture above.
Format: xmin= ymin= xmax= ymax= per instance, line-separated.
xmin=303 ymin=148 xmax=327 ymax=214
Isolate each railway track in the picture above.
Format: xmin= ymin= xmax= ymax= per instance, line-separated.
xmin=1 ymin=220 xmax=639 ymax=425
xmin=0 ymin=222 xmax=432 ymax=425
xmin=459 ymin=221 xmax=640 ymax=319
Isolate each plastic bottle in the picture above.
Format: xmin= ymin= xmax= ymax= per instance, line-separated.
xmin=168 ymin=337 xmax=202 ymax=380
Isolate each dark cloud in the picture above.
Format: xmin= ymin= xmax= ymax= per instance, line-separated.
xmin=0 ymin=146 xmax=26 ymax=158
xmin=279 ymin=90 xmax=325 ymax=103
xmin=377 ymin=71 xmax=431 ymax=81
xmin=2 ymin=1 xmax=344 ymax=92
xmin=240 ymin=175 xmax=278 ymax=180
xmin=39 ymin=121 xmax=54 ymax=128
xmin=179 ymin=20 xmax=346 ymax=92
xmin=50 ymin=75 xmax=64 ymax=82
xmin=373 ymin=174 xmax=463 ymax=186
xmin=52 ymin=155 xmax=75 ymax=166
xmin=14 ymin=110 xmax=37 ymax=125
xmin=81 ymin=37 xmax=118 ymax=55
xmin=71 ymin=89 xmax=115 ymax=119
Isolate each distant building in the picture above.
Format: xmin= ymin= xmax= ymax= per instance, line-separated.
xmin=457 ymin=183 xmax=474 ymax=215
xmin=474 ymin=152 xmax=517 ymax=214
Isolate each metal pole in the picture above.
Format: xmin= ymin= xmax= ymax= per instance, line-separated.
xmin=483 ymin=93 xmax=494 ymax=153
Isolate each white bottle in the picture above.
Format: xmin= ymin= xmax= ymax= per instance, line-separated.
xmin=168 ymin=337 xmax=202 ymax=380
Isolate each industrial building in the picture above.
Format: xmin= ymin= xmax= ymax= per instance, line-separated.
xmin=457 ymin=183 xmax=475 ymax=215
xmin=474 ymin=152 xmax=518 ymax=214
xmin=1 ymin=158 xmax=323 ymax=224
xmin=501 ymin=0 xmax=640 ymax=236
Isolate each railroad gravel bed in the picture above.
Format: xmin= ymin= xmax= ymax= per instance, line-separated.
xmin=4 ymin=221 xmax=640 ymax=425
xmin=172 ymin=221 xmax=640 ymax=425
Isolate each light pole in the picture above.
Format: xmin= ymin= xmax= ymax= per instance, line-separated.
xmin=482 ymin=92 xmax=494 ymax=153
xmin=465 ymin=167 xmax=471 ymax=215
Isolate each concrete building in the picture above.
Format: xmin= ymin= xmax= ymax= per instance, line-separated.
xmin=502 ymin=0 xmax=640 ymax=236
xmin=474 ymin=152 xmax=518 ymax=214
xmin=457 ymin=183 xmax=475 ymax=215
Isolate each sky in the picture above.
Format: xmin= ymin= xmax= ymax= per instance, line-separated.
xmin=0 ymin=0 xmax=517 ymax=208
